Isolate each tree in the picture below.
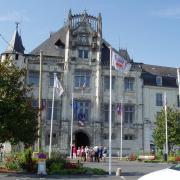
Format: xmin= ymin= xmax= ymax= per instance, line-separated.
xmin=0 ymin=60 xmax=38 ymax=147
xmin=153 ymin=106 xmax=180 ymax=153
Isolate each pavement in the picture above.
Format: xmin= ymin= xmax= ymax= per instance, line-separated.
xmin=0 ymin=160 xmax=171 ymax=180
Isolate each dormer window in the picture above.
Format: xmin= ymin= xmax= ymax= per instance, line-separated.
xmin=156 ymin=76 xmax=162 ymax=86
xmin=54 ymin=39 xmax=65 ymax=48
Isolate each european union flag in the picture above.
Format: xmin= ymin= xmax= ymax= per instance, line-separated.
xmin=71 ymin=100 xmax=79 ymax=110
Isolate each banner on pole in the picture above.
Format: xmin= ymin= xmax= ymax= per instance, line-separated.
xmin=54 ymin=75 xmax=64 ymax=97
xmin=112 ymin=50 xmax=131 ymax=74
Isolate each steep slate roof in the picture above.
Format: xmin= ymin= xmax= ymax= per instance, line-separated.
xmin=141 ymin=64 xmax=177 ymax=88
xmin=30 ymin=23 xmax=131 ymax=67
xmin=31 ymin=26 xmax=67 ymax=56
xmin=101 ymin=39 xmax=133 ymax=67
xmin=5 ymin=30 xmax=25 ymax=54
xmin=29 ymin=19 xmax=177 ymax=89
xmin=119 ymin=49 xmax=132 ymax=62
xmin=101 ymin=41 xmax=110 ymax=66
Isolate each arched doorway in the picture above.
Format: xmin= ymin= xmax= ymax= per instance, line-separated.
xmin=74 ymin=131 xmax=90 ymax=148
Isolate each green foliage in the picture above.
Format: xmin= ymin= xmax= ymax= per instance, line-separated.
xmin=153 ymin=107 xmax=180 ymax=152
xmin=0 ymin=59 xmax=38 ymax=146
xmin=176 ymin=150 xmax=180 ymax=156
xmin=155 ymin=150 xmax=163 ymax=160
xmin=49 ymin=162 xmax=64 ymax=174
xmin=49 ymin=167 xmax=107 ymax=175
xmin=89 ymin=168 xmax=107 ymax=175
xmin=18 ymin=148 xmax=37 ymax=173
xmin=46 ymin=152 xmax=66 ymax=173
xmin=3 ymin=153 xmax=20 ymax=170
xmin=168 ymin=156 xmax=175 ymax=163
xmin=144 ymin=160 xmax=163 ymax=163
xmin=2 ymin=149 xmax=37 ymax=172
xmin=46 ymin=151 xmax=107 ymax=175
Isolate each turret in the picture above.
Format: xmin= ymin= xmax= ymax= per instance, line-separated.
xmin=1 ymin=23 xmax=26 ymax=68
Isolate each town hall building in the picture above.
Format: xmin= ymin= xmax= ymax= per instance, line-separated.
xmin=1 ymin=10 xmax=179 ymax=155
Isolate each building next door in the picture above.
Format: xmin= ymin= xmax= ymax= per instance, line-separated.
xmin=74 ymin=131 xmax=90 ymax=148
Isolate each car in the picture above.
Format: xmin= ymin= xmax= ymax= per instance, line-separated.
xmin=138 ymin=163 xmax=180 ymax=180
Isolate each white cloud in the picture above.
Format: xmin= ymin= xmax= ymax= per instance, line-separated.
xmin=0 ymin=10 xmax=30 ymax=22
xmin=152 ymin=7 xmax=180 ymax=19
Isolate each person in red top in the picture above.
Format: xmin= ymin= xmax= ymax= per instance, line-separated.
xmin=72 ymin=145 xmax=77 ymax=159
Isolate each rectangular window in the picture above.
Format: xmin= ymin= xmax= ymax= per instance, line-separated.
xmin=78 ymin=50 xmax=83 ymax=58
xmin=124 ymin=105 xmax=135 ymax=124
xmin=104 ymin=76 xmax=115 ymax=90
xmin=28 ymin=71 xmax=39 ymax=86
xmin=177 ymin=95 xmax=180 ymax=107
xmin=84 ymin=50 xmax=89 ymax=59
xmin=78 ymin=49 xmax=89 ymax=59
xmin=45 ymin=133 xmax=57 ymax=146
xmin=103 ymin=104 xmax=115 ymax=123
xmin=156 ymin=76 xmax=162 ymax=86
xmin=124 ymin=134 xmax=135 ymax=140
xmin=74 ymin=70 xmax=90 ymax=88
xmin=156 ymin=93 xmax=163 ymax=106
xmin=15 ymin=54 xmax=19 ymax=60
xmin=49 ymin=72 xmax=61 ymax=87
xmin=73 ymin=100 xmax=91 ymax=122
xmin=124 ymin=77 xmax=134 ymax=91
xmin=46 ymin=100 xmax=59 ymax=121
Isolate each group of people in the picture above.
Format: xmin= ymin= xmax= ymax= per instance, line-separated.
xmin=71 ymin=145 xmax=107 ymax=162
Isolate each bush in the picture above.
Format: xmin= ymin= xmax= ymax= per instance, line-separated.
xmin=50 ymin=167 xmax=107 ymax=175
xmin=127 ymin=154 xmax=137 ymax=161
xmin=18 ymin=148 xmax=37 ymax=173
xmin=155 ymin=150 xmax=163 ymax=160
xmin=168 ymin=156 xmax=175 ymax=163
xmin=3 ymin=153 xmax=20 ymax=170
xmin=64 ymin=162 xmax=82 ymax=169
xmin=49 ymin=162 xmax=64 ymax=174
xmin=46 ymin=152 xmax=66 ymax=173
xmin=175 ymin=156 xmax=180 ymax=161
xmin=144 ymin=159 xmax=163 ymax=163
xmin=90 ymin=168 xmax=107 ymax=175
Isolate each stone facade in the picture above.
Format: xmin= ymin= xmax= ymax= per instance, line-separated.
xmin=1 ymin=10 xmax=179 ymax=155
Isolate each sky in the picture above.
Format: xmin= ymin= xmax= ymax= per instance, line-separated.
xmin=0 ymin=0 xmax=180 ymax=67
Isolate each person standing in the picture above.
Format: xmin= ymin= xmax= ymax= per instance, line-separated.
xmin=103 ymin=147 xmax=107 ymax=162
xmin=72 ymin=145 xmax=77 ymax=159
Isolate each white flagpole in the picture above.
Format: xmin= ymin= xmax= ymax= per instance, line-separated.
xmin=120 ymin=99 xmax=123 ymax=160
xmin=164 ymin=92 xmax=168 ymax=158
xmin=177 ymin=68 xmax=180 ymax=107
xmin=49 ymin=73 xmax=56 ymax=159
xmin=109 ymin=47 xmax=112 ymax=175
xmin=70 ymin=92 xmax=74 ymax=159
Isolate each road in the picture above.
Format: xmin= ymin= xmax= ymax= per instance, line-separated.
xmin=0 ymin=160 xmax=171 ymax=180
xmin=84 ymin=160 xmax=171 ymax=180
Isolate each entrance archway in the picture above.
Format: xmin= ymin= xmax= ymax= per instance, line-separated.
xmin=74 ymin=131 xmax=90 ymax=148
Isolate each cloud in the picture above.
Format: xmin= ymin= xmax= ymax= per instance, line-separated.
xmin=0 ymin=10 xmax=30 ymax=22
xmin=152 ymin=7 xmax=180 ymax=19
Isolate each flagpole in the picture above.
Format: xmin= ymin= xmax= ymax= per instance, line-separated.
xmin=164 ymin=92 xmax=168 ymax=160
xmin=177 ymin=68 xmax=180 ymax=106
xmin=109 ymin=47 xmax=112 ymax=175
xmin=49 ymin=73 xmax=56 ymax=159
xmin=120 ymin=99 xmax=123 ymax=160
xmin=37 ymin=50 xmax=43 ymax=152
xmin=70 ymin=92 xmax=74 ymax=159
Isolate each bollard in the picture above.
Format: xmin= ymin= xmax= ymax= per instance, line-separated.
xmin=116 ymin=168 xmax=122 ymax=176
